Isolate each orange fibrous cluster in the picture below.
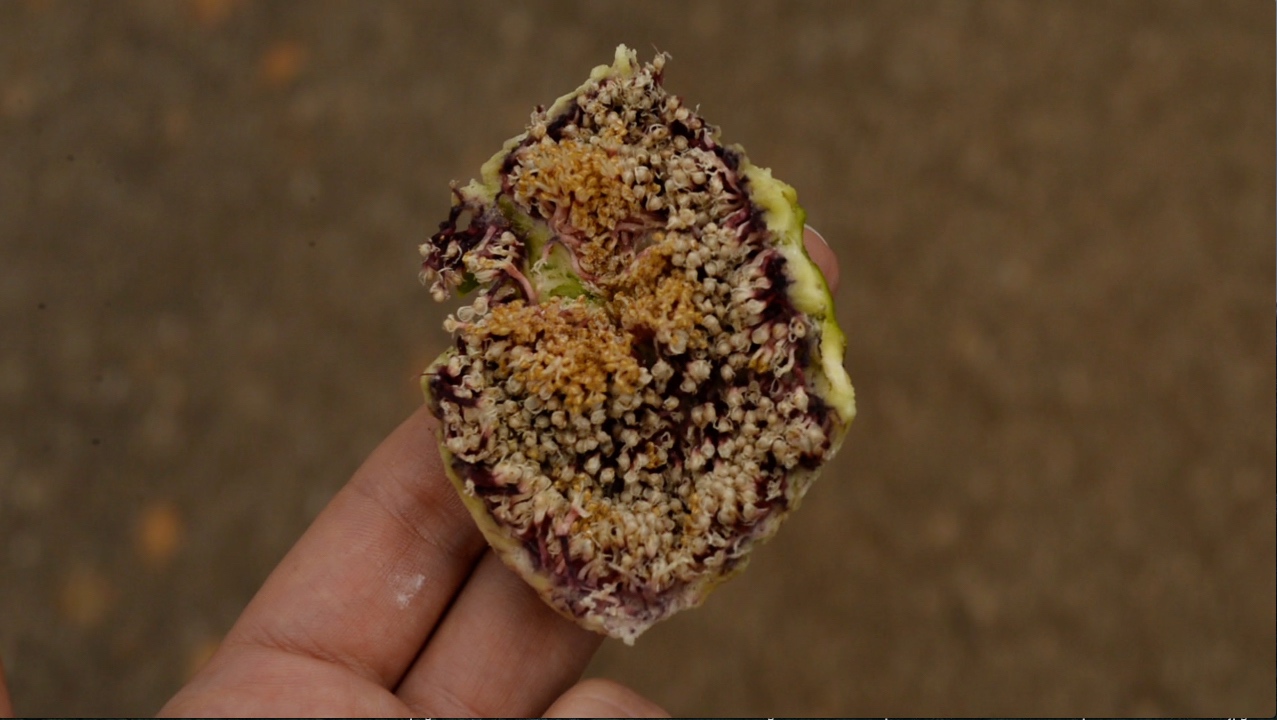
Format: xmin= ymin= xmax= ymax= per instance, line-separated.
xmin=479 ymin=298 xmax=642 ymax=414
xmin=510 ymin=128 xmax=645 ymax=278
xmin=613 ymin=241 xmax=706 ymax=349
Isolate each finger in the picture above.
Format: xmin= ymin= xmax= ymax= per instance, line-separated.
xmin=803 ymin=225 xmax=840 ymax=293
xmin=544 ymin=678 xmax=669 ymax=718
xmin=0 ymin=656 xmax=13 ymax=717
xmin=219 ymin=405 xmax=487 ymax=688
xmin=396 ymin=551 xmax=602 ymax=717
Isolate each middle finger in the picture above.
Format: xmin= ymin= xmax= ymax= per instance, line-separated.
xmin=396 ymin=551 xmax=602 ymax=716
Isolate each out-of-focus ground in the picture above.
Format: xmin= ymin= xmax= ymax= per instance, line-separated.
xmin=1 ymin=1 xmax=1273 ymax=716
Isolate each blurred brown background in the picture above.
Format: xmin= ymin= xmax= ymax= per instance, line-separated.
xmin=1 ymin=0 xmax=1273 ymax=716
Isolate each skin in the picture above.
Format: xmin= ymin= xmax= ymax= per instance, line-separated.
xmin=0 ymin=659 xmax=10 ymax=717
xmin=0 ymin=228 xmax=838 ymax=718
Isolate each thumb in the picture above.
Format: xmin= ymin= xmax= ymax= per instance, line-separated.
xmin=0 ymin=656 xmax=13 ymax=717
xmin=803 ymin=225 xmax=840 ymax=293
xmin=544 ymin=677 xmax=668 ymax=718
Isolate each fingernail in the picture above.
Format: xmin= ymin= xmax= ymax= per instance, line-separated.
xmin=804 ymin=224 xmax=829 ymax=249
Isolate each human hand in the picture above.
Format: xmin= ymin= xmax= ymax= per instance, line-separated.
xmin=0 ymin=228 xmax=839 ymax=718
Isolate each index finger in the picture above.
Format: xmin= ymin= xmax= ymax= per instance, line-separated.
xmin=220 ymin=406 xmax=487 ymax=688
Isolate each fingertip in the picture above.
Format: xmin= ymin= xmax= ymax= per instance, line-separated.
xmin=544 ymin=677 xmax=669 ymax=718
xmin=0 ymin=655 xmax=14 ymax=718
xmin=803 ymin=225 xmax=840 ymax=293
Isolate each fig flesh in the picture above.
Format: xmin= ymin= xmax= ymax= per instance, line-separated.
xmin=419 ymin=45 xmax=854 ymax=644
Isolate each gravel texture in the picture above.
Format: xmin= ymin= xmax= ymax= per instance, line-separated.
xmin=0 ymin=1 xmax=1272 ymax=715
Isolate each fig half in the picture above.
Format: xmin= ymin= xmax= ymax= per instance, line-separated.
xmin=419 ymin=45 xmax=854 ymax=644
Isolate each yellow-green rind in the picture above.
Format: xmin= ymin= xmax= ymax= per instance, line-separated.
xmin=739 ymin=160 xmax=856 ymax=438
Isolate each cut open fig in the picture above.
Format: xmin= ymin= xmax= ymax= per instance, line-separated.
xmin=419 ymin=45 xmax=855 ymax=644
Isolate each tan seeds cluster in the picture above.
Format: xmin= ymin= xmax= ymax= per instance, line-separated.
xmin=469 ymin=298 xmax=642 ymax=415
